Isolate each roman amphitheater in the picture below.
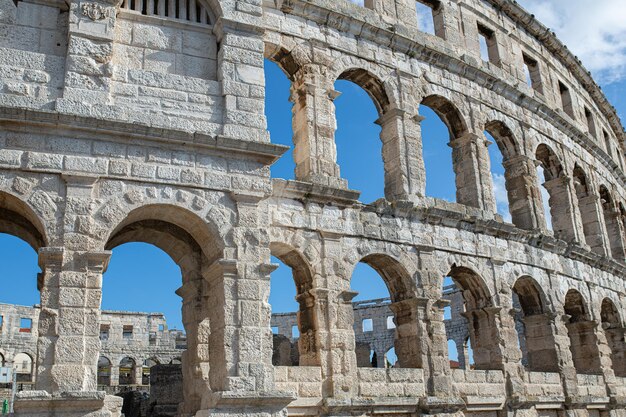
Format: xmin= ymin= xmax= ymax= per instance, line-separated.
xmin=0 ymin=0 xmax=625 ymax=414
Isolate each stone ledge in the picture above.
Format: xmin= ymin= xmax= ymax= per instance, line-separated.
xmin=272 ymin=179 xmax=361 ymax=207
xmin=0 ymin=107 xmax=289 ymax=166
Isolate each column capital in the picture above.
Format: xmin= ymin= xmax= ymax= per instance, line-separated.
xmin=448 ymin=132 xmax=482 ymax=148
xmin=85 ymin=250 xmax=112 ymax=273
xmin=38 ymin=247 xmax=65 ymax=270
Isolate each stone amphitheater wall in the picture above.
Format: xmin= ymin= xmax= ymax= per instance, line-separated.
xmin=0 ymin=0 xmax=625 ymax=415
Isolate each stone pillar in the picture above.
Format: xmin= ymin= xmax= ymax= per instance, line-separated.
xmin=57 ymin=0 xmax=120 ymax=113
xmin=603 ymin=208 xmax=626 ymax=261
xmin=200 ymin=193 xmax=294 ymax=416
xmin=462 ymin=308 xmax=503 ymax=370
xmin=521 ymin=314 xmax=559 ymax=372
xmin=295 ymin=290 xmax=322 ymax=367
xmin=449 ymin=133 xmax=492 ymax=210
xmin=217 ymin=26 xmax=268 ymax=143
xmin=603 ymin=325 xmax=626 ymax=377
xmin=290 ymin=65 xmax=346 ymax=189
xmin=502 ymin=155 xmax=546 ymax=230
xmin=35 ymin=248 xmax=111 ymax=393
xmin=566 ymin=319 xmax=603 ymax=375
xmin=389 ymin=299 xmax=422 ymax=369
xmin=109 ymin=365 xmax=119 ymax=387
xmin=577 ymin=194 xmax=611 ymax=256
xmin=377 ymin=107 xmax=426 ymax=201
xmin=550 ymin=310 xmax=580 ymax=400
xmin=542 ymin=175 xmax=581 ymax=241
xmin=132 ymin=362 xmax=143 ymax=386
xmin=177 ymin=267 xmax=211 ymax=415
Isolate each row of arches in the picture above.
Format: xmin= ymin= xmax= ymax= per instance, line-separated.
xmin=264 ymin=56 xmax=626 ymax=262
xmin=269 ymin=238 xmax=626 ymax=379
xmin=96 ymin=356 xmax=181 ymax=386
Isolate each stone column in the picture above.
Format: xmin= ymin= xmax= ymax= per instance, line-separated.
xmin=377 ymin=107 xmax=426 ymax=201
xmin=603 ymin=208 xmax=626 ymax=261
xmin=109 ymin=365 xmax=119 ymax=387
xmin=521 ymin=314 xmax=559 ymax=372
xmin=502 ymin=155 xmax=546 ymax=230
xmin=290 ymin=65 xmax=347 ymax=189
xmin=449 ymin=133 xmax=492 ymax=210
xmin=603 ymin=324 xmax=626 ymax=377
xmin=542 ymin=175 xmax=581 ymax=241
xmin=177 ymin=267 xmax=211 ymax=415
xmin=35 ymin=248 xmax=111 ymax=393
xmin=57 ymin=0 xmax=120 ymax=113
xmin=200 ymin=193 xmax=293 ymax=416
xmin=295 ymin=290 xmax=323 ymax=367
xmin=577 ymin=194 xmax=611 ymax=256
xmin=217 ymin=25 xmax=268 ymax=143
xmin=132 ymin=362 xmax=143 ymax=386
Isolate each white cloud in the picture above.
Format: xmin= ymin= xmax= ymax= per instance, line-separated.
xmin=492 ymin=173 xmax=512 ymax=223
xmin=517 ymin=0 xmax=626 ymax=84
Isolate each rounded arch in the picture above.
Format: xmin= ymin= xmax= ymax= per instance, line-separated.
xmin=601 ymin=298 xmax=622 ymax=328
xmin=513 ymin=276 xmax=548 ymax=316
xmin=0 ymin=191 xmax=48 ymax=251
xmin=263 ymin=41 xmax=310 ymax=80
xmin=337 ymin=68 xmax=390 ymax=115
xmin=270 ymin=242 xmax=315 ymax=294
xmin=564 ymin=289 xmax=590 ymax=322
xmin=447 ymin=264 xmax=492 ymax=310
xmin=421 ymin=95 xmax=468 ymax=139
xmin=599 ymin=185 xmax=614 ymax=209
xmin=105 ymin=204 xmax=223 ymax=265
xmin=97 ymin=356 xmax=112 ymax=386
xmin=535 ymin=144 xmax=563 ymax=181
xmin=484 ymin=120 xmax=520 ymax=161
xmin=358 ymin=253 xmax=415 ymax=303
xmin=572 ymin=164 xmax=590 ymax=196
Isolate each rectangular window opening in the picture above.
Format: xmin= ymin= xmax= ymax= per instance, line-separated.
xmin=558 ymin=81 xmax=575 ymax=119
xmin=604 ymin=130 xmax=613 ymax=157
xmin=0 ymin=315 xmax=3 ymax=330
xmin=122 ymin=325 xmax=133 ymax=339
xmin=584 ymin=107 xmax=597 ymax=138
xmin=271 ymin=326 xmax=279 ymax=334
xmin=522 ymin=53 xmax=542 ymax=93
xmin=416 ymin=0 xmax=443 ymax=37
xmin=158 ymin=324 xmax=165 ymax=332
xmin=478 ymin=24 xmax=499 ymax=65
xmin=100 ymin=324 xmax=110 ymax=341
xmin=362 ymin=318 xmax=373 ymax=332
xmin=386 ymin=316 xmax=396 ymax=329
xmin=291 ymin=325 xmax=300 ymax=339
xmin=19 ymin=318 xmax=32 ymax=333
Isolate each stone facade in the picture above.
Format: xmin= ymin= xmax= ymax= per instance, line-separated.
xmin=0 ymin=0 xmax=625 ymax=415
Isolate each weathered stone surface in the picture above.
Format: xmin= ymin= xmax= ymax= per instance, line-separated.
xmin=1 ymin=0 xmax=626 ymax=415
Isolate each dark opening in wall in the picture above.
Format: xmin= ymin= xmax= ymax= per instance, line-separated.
xmin=603 ymin=130 xmax=613 ymax=157
xmin=558 ymin=81 xmax=575 ymax=119
xmin=584 ymin=107 xmax=597 ymax=138
xmin=477 ymin=24 xmax=499 ymax=65
xmin=415 ymin=0 xmax=444 ymax=38
xmin=522 ymin=53 xmax=542 ymax=93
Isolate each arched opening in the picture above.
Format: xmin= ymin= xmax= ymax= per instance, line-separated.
xmin=564 ymin=289 xmax=602 ymax=374
xmin=142 ymin=358 xmax=159 ymax=385
xmin=464 ymin=337 xmax=475 ymax=369
xmin=600 ymin=299 xmax=626 ymax=377
xmin=104 ymin=205 xmax=223 ymax=415
xmin=447 ymin=266 xmax=500 ymax=370
xmin=0 ymin=192 xmax=47 ymax=391
xmin=351 ymin=255 xmax=418 ymax=368
xmin=97 ymin=356 xmax=112 ymax=386
xmin=536 ymin=144 xmax=572 ymax=237
xmin=269 ymin=243 xmax=316 ymax=367
xmin=484 ymin=121 xmax=522 ymax=225
xmin=573 ymin=166 xmax=606 ymax=254
xmin=419 ymin=95 xmax=468 ymax=204
xmin=0 ymin=353 xmax=5 ymax=367
xmin=512 ymin=276 xmax=558 ymax=372
xmin=264 ymin=57 xmax=296 ymax=180
xmin=447 ymin=340 xmax=459 ymax=368
xmin=13 ymin=353 xmax=33 ymax=383
xmin=385 ymin=347 xmax=397 ymax=368
xmin=334 ymin=70 xmax=385 ymax=202
xmin=119 ymin=357 xmax=137 ymax=386
xmin=599 ymin=186 xmax=626 ymax=260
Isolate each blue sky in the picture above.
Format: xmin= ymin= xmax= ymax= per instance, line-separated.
xmin=1 ymin=3 xmax=625 ymax=334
